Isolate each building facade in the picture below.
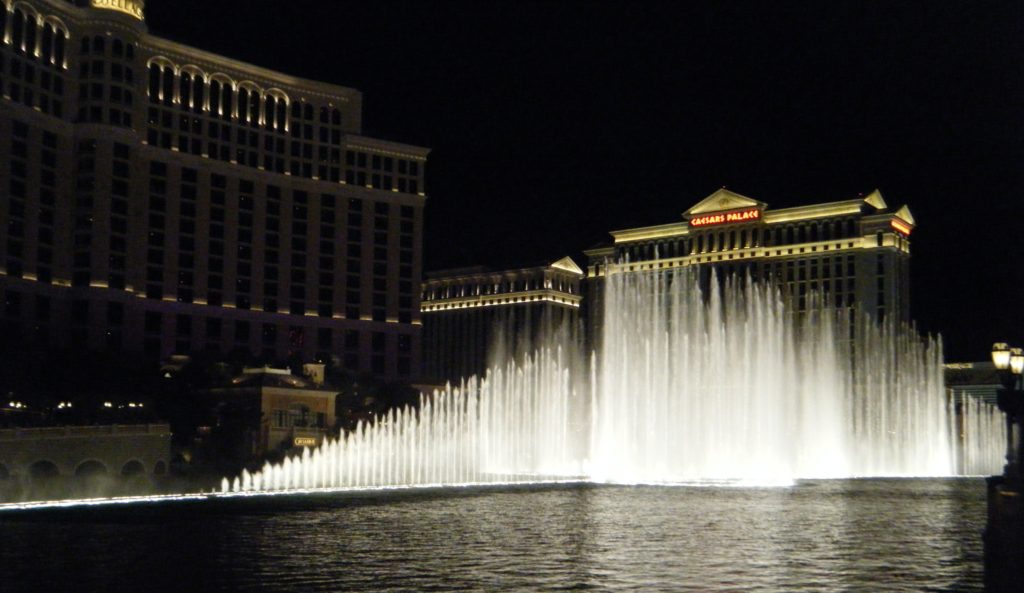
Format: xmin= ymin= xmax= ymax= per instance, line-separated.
xmin=207 ymin=366 xmax=339 ymax=460
xmin=584 ymin=188 xmax=914 ymax=345
xmin=0 ymin=0 xmax=427 ymax=381
xmin=421 ymin=257 xmax=583 ymax=383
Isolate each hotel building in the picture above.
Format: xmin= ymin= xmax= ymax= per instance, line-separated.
xmin=0 ymin=0 xmax=428 ymax=380
xmin=421 ymin=257 xmax=583 ymax=383
xmin=584 ymin=188 xmax=915 ymax=345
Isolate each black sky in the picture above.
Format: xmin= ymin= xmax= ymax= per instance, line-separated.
xmin=144 ymin=1 xmax=1024 ymax=361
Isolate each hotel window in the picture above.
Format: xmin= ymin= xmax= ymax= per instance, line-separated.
xmin=288 ymin=326 xmax=304 ymax=356
xmin=316 ymin=328 xmax=333 ymax=351
xmin=262 ymin=323 xmax=277 ymax=346
xmin=226 ymin=322 xmax=246 ymax=346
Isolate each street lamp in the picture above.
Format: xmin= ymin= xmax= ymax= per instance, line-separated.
xmin=993 ymin=342 xmax=1012 ymax=371
xmin=993 ymin=342 xmax=1024 ymax=487
xmin=1011 ymin=348 xmax=1024 ymax=377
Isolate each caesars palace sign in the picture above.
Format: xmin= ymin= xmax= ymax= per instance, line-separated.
xmin=689 ymin=207 xmax=762 ymax=228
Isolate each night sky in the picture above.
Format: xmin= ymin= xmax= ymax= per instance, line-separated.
xmin=145 ymin=1 xmax=1023 ymax=361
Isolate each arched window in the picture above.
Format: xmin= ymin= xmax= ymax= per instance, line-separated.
xmin=238 ymin=87 xmax=249 ymax=121
xmin=24 ymin=13 xmax=36 ymax=56
xmin=81 ymin=35 xmax=90 ymax=54
xmin=248 ymin=91 xmax=259 ymax=126
xmin=276 ymin=100 xmax=287 ymax=129
xmin=93 ymin=35 xmax=104 ymax=54
xmin=161 ymin=67 xmax=174 ymax=105
xmin=303 ymin=103 xmax=313 ymax=120
xmin=210 ymin=80 xmax=222 ymax=114
xmin=180 ymin=72 xmax=192 ymax=108
xmin=12 ymin=9 xmax=24 ymax=51
xmin=112 ymin=38 xmax=123 ymax=57
xmin=265 ymin=95 xmax=277 ymax=129
xmin=192 ymin=75 xmax=204 ymax=113
xmin=126 ymin=43 xmax=134 ymax=59
xmin=221 ymin=84 xmax=233 ymax=120
xmin=332 ymin=109 xmax=341 ymax=126
xmin=148 ymin=63 xmax=160 ymax=100
xmin=41 ymin=24 xmax=53 ymax=62
xmin=291 ymin=101 xmax=301 ymax=118
xmin=54 ymin=29 xmax=66 ymax=65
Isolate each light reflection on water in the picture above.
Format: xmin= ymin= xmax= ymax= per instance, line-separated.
xmin=0 ymin=478 xmax=985 ymax=592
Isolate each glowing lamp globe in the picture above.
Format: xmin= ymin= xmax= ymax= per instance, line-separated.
xmin=993 ymin=343 xmax=1012 ymax=370
xmin=1011 ymin=348 xmax=1024 ymax=376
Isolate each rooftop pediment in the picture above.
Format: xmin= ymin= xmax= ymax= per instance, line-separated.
xmin=894 ymin=205 xmax=915 ymax=226
xmin=549 ymin=256 xmax=583 ymax=275
xmin=863 ymin=189 xmax=888 ymax=211
xmin=685 ymin=189 xmax=766 ymax=217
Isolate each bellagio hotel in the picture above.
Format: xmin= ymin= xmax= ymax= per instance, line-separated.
xmin=0 ymin=0 xmax=428 ymax=381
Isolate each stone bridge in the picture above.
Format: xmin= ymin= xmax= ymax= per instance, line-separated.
xmin=0 ymin=424 xmax=171 ymax=480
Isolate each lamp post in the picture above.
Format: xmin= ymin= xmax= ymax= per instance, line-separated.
xmin=987 ymin=343 xmax=1024 ymax=591
xmin=992 ymin=343 xmax=1024 ymax=487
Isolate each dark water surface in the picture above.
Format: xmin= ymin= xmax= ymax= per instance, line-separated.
xmin=0 ymin=478 xmax=985 ymax=592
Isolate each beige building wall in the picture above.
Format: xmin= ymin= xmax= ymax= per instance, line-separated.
xmin=0 ymin=0 xmax=427 ymax=381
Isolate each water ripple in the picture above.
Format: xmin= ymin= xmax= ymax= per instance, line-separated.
xmin=0 ymin=479 xmax=986 ymax=593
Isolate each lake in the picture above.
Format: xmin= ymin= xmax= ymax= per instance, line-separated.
xmin=0 ymin=478 xmax=985 ymax=592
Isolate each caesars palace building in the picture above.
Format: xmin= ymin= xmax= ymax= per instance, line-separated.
xmin=583 ymin=188 xmax=915 ymax=348
xmin=419 ymin=187 xmax=915 ymax=383
xmin=0 ymin=0 xmax=428 ymax=380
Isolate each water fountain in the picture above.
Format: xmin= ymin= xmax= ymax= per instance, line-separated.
xmin=957 ymin=391 xmax=1006 ymax=475
xmin=223 ymin=268 xmax=1002 ymax=494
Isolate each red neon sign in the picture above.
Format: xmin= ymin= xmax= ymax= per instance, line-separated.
xmin=891 ymin=219 xmax=912 ymax=236
xmin=689 ymin=207 xmax=762 ymax=228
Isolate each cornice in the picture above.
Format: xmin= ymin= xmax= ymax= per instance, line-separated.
xmin=344 ymin=135 xmax=430 ymax=160
xmin=139 ymin=37 xmax=361 ymax=105
xmin=421 ymin=290 xmax=582 ymax=312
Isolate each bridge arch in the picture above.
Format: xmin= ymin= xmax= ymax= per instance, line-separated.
xmin=74 ymin=459 xmax=108 ymax=478
xmin=120 ymin=460 xmax=145 ymax=476
xmin=28 ymin=459 xmax=59 ymax=479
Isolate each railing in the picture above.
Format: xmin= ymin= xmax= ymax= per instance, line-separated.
xmin=0 ymin=424 xmax=171 ymax=441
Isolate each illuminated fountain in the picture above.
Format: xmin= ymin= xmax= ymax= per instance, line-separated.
xmin=222 ymin=268 xmax=1002 ymax=494
xmin=957 ymin=392 xmax=1006 ymax=476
